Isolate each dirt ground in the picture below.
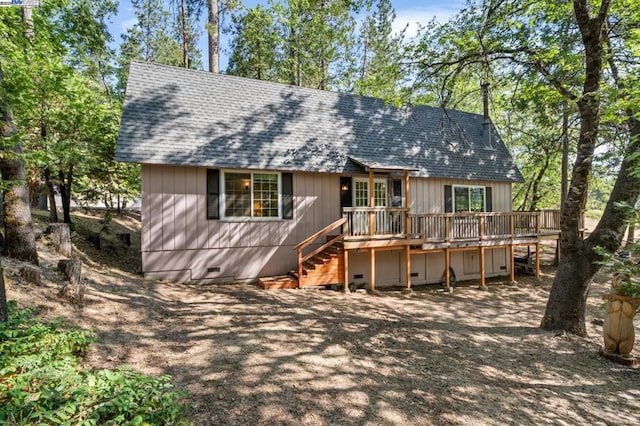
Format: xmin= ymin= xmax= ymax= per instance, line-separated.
xmin=3 ymin=212 xmax=640 ymax=425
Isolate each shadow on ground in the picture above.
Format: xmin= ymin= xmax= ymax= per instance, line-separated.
xmin=7 ymin=219 xmax=640 ymax=425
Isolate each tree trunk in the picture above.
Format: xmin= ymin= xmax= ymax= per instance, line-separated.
xmin=528 ymin=154 xmax=550 ymax=211
xmin=1 ymin=155 xmax=39 ymax=265
xmin=0 ymin=80 xmax=38 ymax=265
xmin=541 ymin=0 xmax=612 ymax=336
xmin=208 ymin=0 xmax=219 ymax=73
xmin=0 ymin=268 xmax=7 ymax=323
xmin=48 ymin=223 xmax=72 ymax=258
xmin=627 ymin=224 xmax=636 ymax=248
xmin=58 ymin=166 xmax=73 ymax=224
xmin=561 ymin=100 xmax=569 ymax=211
xmin=44 ymin=168 xmax=58 ymax=223
xmin=180 ymin=0 xmax=189 ymax=68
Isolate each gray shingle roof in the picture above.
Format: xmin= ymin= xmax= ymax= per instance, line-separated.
xmin=116 ymin=61 xmax=523 ymax=183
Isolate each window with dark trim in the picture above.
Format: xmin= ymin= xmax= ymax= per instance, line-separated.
xmin=444 ymin=185 xmax=492 ymax=213
xmin=205 ymin=170 xmax=294 ymax=220
xmin=454 ymin=186 xmax=485 ymax=212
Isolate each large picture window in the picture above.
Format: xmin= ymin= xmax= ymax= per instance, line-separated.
xmin=222 ymin=171 xmax=280 ymax=218
xmin=453 ymin=186 xmax=485 ymax=213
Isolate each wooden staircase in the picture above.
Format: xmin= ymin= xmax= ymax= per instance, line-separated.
xmin=290 ymin=241 xmax=344 ymax=287
xmin=258 ymin=218 xmax=347 ymax=290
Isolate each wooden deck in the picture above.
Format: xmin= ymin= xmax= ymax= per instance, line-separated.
xmin=338 ymin=210 xmax=570 ymax=291
xmin=261 ymin=209 xmax=575 ymax=291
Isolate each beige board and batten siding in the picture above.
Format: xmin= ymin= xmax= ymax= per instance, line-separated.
xmin=142 ymin=164 xmax=341 ymax=283
xmin=409 ymin=177 xmax=512 ymax=213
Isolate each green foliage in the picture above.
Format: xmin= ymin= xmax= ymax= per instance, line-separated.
xmin=353 ymin=0 xmax=408 ymax=103
xmin=0 ymin=303 xmax=189 ymax=425
xmin=227 ymin=0 xmax=360 ymax=90
xmin=594 ymin=202 xmax=640 ymax=298
xmin=227 ymin=5 xmax=282 ymax=81
xmin=1 ymin=1 xmax=141 ymax=219
xmin=595 ymin=244 xmax=640 ymax=298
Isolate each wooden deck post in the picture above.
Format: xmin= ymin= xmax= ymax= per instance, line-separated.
xmin=405 ymin=245 xmax=411 ymax=289
xmin=510 ymin=214 xmax=515 ymax=240
xmin=535 ymin=242 xmax=541 ymax=278
xmin=369 ymin=170 xmax=375 ymax=236
xmin=369 ymin=248 xmax=376 ymax=291
xmin=343 ymin=249 xmax=350 ymax=293
xmin=445 ymin=247 xmax=451 ymax=291
xmin=404 ymin=170 xmax=411 ymax=235
xmin=297 ymin=249 xmax=303 ymax=288
xmin=445 ymin=216 xmax=451 ymax=243
xmin=509 ymin=244 xmax=515 ymax=282
xmin=479 ymin=247 xmax=487 ymax=289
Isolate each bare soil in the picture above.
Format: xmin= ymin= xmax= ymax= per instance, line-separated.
xmin=3 ymin=211 xmax=640 ymax=425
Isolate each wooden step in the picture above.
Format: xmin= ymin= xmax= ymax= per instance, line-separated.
xmin=258 ymin=275 xmax=298 ymax=290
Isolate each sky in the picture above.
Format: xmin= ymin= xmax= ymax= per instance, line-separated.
xmin=107 ymin=0 xmax=467 ymax=71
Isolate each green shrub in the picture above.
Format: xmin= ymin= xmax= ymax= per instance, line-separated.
xmin=0 ymin=302 xmax=190 ymax=425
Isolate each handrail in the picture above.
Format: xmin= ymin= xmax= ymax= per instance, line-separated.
xmin=302 ymin=233 xmax=345 ymax=264
xmin=295 ymin=217 xmax=347 ymax=250
xmin=294 ymin=217 xmax=347 ymax=288
xmin=342 ymin=207 xmax=409 ymax=212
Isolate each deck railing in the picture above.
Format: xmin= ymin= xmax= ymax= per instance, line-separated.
xmin=342 ymin=207 xmax=408 ymax=238
xmin=408 ymin=212 xmax=542 ymax=242
xmin=341 ymin=208 xmax=568 ymax=242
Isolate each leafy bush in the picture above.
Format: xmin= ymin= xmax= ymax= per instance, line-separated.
xmin=0 ymin=302 xmax=190 ymax=425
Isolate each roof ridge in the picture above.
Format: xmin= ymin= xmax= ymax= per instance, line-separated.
xmin=128 ymin=60 xmax=485 ymax=120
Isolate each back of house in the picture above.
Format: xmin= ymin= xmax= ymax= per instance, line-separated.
xmin=116 ymin=61 xmax=526 ymax=287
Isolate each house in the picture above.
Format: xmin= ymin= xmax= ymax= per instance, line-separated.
xmin=116 ymin=61 xmax=557 ymax=290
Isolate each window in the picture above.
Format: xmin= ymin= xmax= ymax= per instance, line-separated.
xmin=354 ymin=180 xmax=369 ymax=207
xmin=221 ymin=171 xmax=281 ymax=219
xmin=353 ymin=178 xmax=388 ymax=207
xmin=453 ymin=186 xmax=485 ymax=213
xmin=252 ymin=173 xmax=278 ymax=217
xmin=373 ymin=181 xmax=388 ymax=207
xmin=224 ymin=172 xmax=252 ymax=217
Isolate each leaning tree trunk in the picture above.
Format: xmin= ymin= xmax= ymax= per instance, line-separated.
xmin=543 ymin=97 xmax=640 ymax=336
xmin=541 ymin=0 xmax=611 ymax=336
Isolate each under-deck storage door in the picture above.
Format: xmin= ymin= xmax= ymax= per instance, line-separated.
xmin=375 ymin=251 xmax=401 ymax=287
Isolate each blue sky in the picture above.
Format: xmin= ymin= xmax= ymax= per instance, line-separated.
xmin=107 ymin=0 xmax=467 ymax=71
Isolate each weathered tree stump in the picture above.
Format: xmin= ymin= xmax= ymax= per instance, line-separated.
xmin=20 ymin=265 xmax=42 ymax=286
xmin=48 ymin=223 xmax=72 ymax=257
xmin=57 ymin=259 xmax=85 ymax=305
xmin=117 ymin=233 xmax=131 ymax=247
